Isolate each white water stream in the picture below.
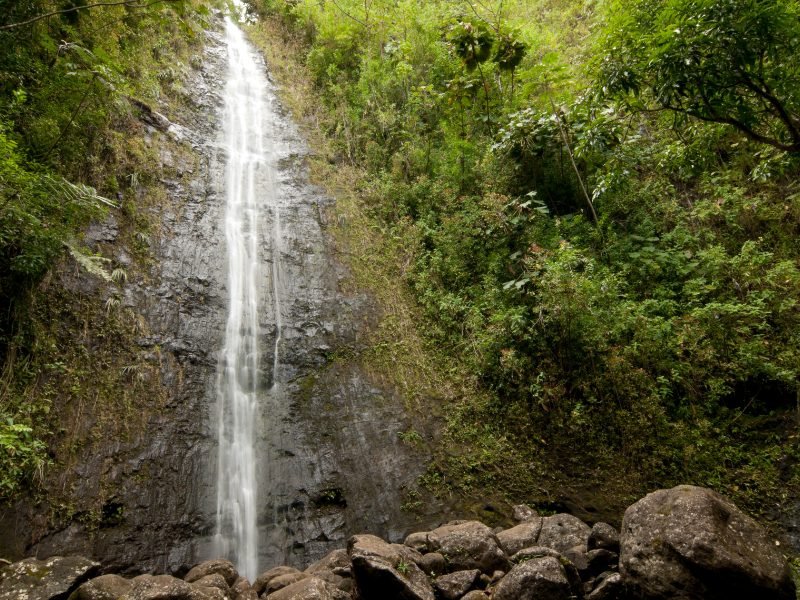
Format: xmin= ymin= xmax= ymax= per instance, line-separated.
xmin=213 ymin=18 xmax=283 ymax=581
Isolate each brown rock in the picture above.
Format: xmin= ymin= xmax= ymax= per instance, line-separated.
xmin=404 ymin=532 xmax=432 ymax=554
xmin=496 ymin=520 xmax=544 ymax=557
xmin=491 ymin=557 xmax=575 ymax=600
xmin=253 ymin=567 xmax=302 ymax=596
xmin=461 ymin=593 xmax=488 ymax=600
xmin=192 ymin=573 xmax=230 ymax=594
xmin=427 ymin=521 xmax=510 ymax=574
xmin=620 ymin=485 xmax=796 ymax=600
xmin=123 ymin=574 xmax=207 ymax=599
xmin=0 ymin=556 xmax=101 ymax=600
xmin=265 ymin=573 xmax=308 ymax=595
xmin=69 ymin=574 xmax=133 ymax=600
xmin=537 ymin=514 xmax=591 ymax=555
xmin=433 ymin=570 xmax=481 ymax=600
xmin=305 ymin=550 xmax=351 ymax=578
xmin=185 ymin=560 xmax=239 ymax=587
xmin=348 ymin=534 xmax=434 ymax=600
xmin=231 ymin=577 xmax=257 ymax=600
xmin=417 ymin=553 xmax=446 ymax=577
xmin=588 ymin=523 xmax=619 ymax=553
xmin=509 ymin=547 xmax=581 ymax=596
xmin=265 ymin=577 xmax=349 ymax=600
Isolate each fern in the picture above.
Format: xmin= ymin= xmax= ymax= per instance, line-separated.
xmin=65 ymin=243 xmax=113 ymax=282
xmin=39 ymin=174 xmax=117 ymax=210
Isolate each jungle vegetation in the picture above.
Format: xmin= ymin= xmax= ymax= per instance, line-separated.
xmin=0 ymin=0 xmax=215 ymax=495
xmin=247 ymin=0 xmax=800 ymax=522
xmin=0 ymin=0 xmax=798 ymax=538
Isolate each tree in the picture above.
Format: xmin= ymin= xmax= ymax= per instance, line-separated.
xmin=600 ymin=0 xmax=800 ymax=151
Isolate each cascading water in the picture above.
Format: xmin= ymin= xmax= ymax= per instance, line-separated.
xmin=213 ymin=17 xmax=282 ymax=581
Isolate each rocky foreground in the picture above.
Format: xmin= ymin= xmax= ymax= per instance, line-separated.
xmin=1 ymin=485 xmax=796 ymax=600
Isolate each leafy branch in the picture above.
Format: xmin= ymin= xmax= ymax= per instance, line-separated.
xmin=0 ymin=0 xmax=184 ymax=31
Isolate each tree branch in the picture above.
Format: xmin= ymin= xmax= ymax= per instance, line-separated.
xmin=0 ymin=0 xmax=182 ymax=31
xmin=327 ymin=0 xmax=366 ymax=28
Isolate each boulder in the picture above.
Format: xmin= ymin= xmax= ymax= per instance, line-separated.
xmin=185 ymin=560 xmax=239 ymax=587
xmin=491 ymin=557 xmax=577 ymax=600
xmin=231 ymin=577 xmax=257 ymax=600
xmin=192 ymin=573 xmax=230 ymax=594
xmin=305 ymin=550 xmax=351 ymax=578
xmin=588 ymin=523 xmax=619 ymax=553
xmin=586 ymin=572 xmax=623 ymax=600
xmin=416 ymin=553 xmax=446 ymax=577
xmin=620 ymin=485 xmax=796 ymax=600
xmin=432 ymin=570 xmax=481 ymax=600
xmin=348 ymin=534 xmax=434 ymax=600
xmin=537 ymin=514 xmax=591 ymax=555
xmin=305 ymin=569 xmax=349 ymax=593
xmin=254 ymin=568 xmax=303 ymax=596
xmin=265 ymin=573 xmax=308 ymax=595
xmin=264 ymin=577 xmax=349 ymax=600
xmin=509 ymin=547 xmax=581 ymax=596
xmin=512 ymin=505 xmax=539 ymax=523
xmin=427 ymin=521 xmax=510 ymax=574
xmin=461 ymin=593 xmax=488 ymax=600
xmin=496 ymin=520 xmax=543 ymax=557
xmin=123 ymin=574 xmax=223 ymax=600
xmin=404 ymin=532 xmax=431 ymax=554
xmin=69 ymin=574 xmax=133 ymax=600
xmin=0 ymin=556 xmax=101 ymax=600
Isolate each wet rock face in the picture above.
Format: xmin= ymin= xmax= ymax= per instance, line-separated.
xmin=2 ymin=17 xmax=443 ymax=574
xmin=620 ymin=485 xmax=796 ymax=600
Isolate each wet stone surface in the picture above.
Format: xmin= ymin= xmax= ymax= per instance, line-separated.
xmin=1 ymin=17 xmax=443 ymax=575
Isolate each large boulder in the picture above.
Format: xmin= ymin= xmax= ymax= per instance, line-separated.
xmin=496 ymin=520 xmax=543 ymax=557
xmin=432 ymin=570 xmax=481 ymax=600
xmin=491 ymin=557 xmax=578 ymax=600
xmin=620 ymin=485 xmax=796 ymax=600
xmin=348 ymin=534 xmax=434 ymax=600
xmin=69 ymin=574 xmax=133 ymax=600
xmin=537 ymin=514 xmax=591 ymax=555
xmin=231 ymin=577 xmax=257 ymax=600
xmin=185 ymin=560 xmax=238 ymax=587
xmin=254 ymin=567 xmax=303 ymax=596
xmin=427 ymin=521 xmax=510 ymax=574
xmin=509 ymin=547 xmax=582 ymax=596
xmin=0 ymin=556 xmax=100 ymax=600
xmin=588 ymin=523 xmax=619 ymax=553
xmin=264 ymin=577 xmax=349 ymax=600
xmin=264 ymin=573 xmax=308 ymax=595
xmin=305 ymin=550 xmax=351 ymax=578
xmin=122 ymin=574 xmax=225 ymax=600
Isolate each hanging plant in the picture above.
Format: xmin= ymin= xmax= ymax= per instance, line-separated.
xmin=446 ymin=19 xmax=494 ymax=71
xmin=494 ymin=32 xmax=527 ymax=71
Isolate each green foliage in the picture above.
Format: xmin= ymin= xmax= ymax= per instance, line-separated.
xmin=0 ymin=0 xmax=214 ymax=498
xmin=257 ymin=0 xmax=800 ymax=520
xmin=0 ymin=420 xmax=48 ymax=496
xmin=600 ymin=0 xmax=800 ymax=151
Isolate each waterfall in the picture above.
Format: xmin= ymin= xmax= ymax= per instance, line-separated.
xmin=214 ymin=17 xmax=279 ymax=581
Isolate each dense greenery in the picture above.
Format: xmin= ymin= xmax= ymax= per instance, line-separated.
xmin=250 ymin=0 xmax=800 ymax=519
xmin=0 ymin=0 xmax=213 ymax=496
